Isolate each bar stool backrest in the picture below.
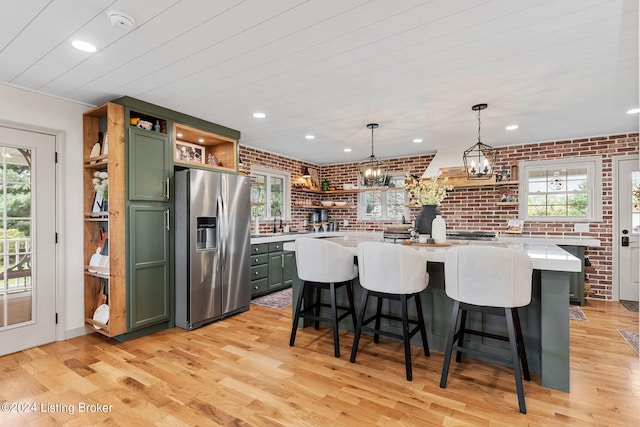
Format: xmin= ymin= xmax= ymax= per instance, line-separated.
xmin=357 ymin=242 xmax=429 ymax=294
xmin=444 ymin=246 xmax=533 ymax=308
xmin=295 ymin=238 xmax=357 ymax=283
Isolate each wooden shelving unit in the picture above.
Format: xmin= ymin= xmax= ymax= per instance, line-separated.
xmin=496 ymin=202 xmax=519 ymax=206
xmin=174 ymin=122 xmax=237 ymax=172
xmin=82 ymin=102 xmax=127 ymax=337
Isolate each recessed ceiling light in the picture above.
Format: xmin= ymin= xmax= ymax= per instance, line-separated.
xmin=252 ymin=112 xmax=266 ymax=119
xmin=506 ymin=125 xmax=519 ymax=130
xmin=72 ymin=40 xmax=97 ymax=53
xmin=305 ymin=135 xmax=315 ymax=140
xmin=626 ymin=108 xmax=640 ymax=114
xmin=344 ymin=148 xmax=352 ymax=152
xmin=413 ymin=138 xmax=423 ymax=143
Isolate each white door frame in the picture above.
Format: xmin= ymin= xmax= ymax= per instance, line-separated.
xmin=0 ymin=119 xmax=65 ymax=341
xmin=612 ymin=155 xmax=639 ymax=301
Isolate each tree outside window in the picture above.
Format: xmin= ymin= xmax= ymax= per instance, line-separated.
xmin=360 ymin=176 xmax=408 ymax=221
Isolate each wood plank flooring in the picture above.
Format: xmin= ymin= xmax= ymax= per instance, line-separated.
xmin=0 ymin=300 xmax=637 ymax=426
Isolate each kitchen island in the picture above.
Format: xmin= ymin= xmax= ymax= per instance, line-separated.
xmin=283 ymin=232 xmax=581 ymax=393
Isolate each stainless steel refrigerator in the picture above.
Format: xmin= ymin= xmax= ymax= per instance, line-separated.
xmin=175 ymin=169 xmax=251 ymax=330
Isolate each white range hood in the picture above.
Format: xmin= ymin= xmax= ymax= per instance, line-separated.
xmin=421 ymin=150 xmax=465 ymax=178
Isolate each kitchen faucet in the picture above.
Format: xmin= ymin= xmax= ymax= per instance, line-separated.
xmin=273 ymin=208 xmax=282 ymax=233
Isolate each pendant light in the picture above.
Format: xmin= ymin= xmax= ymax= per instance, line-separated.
xmin=358 ymin=123 xmax=388 ymax=187
xmin=463 ymin=103 xmax=497 ymax=180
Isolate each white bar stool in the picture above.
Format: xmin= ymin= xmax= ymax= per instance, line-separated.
xmin=440 ymin=245 xmax=533 ymax=414
xmin=350 ymin=242 xmax=430 ymax=381
xmin=289 ymin=238 xmax=357 ymax=357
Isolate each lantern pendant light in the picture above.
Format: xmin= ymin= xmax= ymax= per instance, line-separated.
xmin=463 ymin=103 xmax=497 ymax=180
xmin=358 ymin=123 xmax=388 ymax=187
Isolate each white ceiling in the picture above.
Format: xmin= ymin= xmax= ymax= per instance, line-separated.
xmin=1 ymin=0 xmax=638 ymax=165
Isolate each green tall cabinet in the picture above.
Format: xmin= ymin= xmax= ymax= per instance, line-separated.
xmin=126 ymin=124 xmax=172 ymax=333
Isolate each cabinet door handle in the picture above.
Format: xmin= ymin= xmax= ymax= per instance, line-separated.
xmin=281 ymin=254 xmax=284 ymax=269
xmin=165 ymin=177 xmax=170 ymax=199
xmin=165 ymin=208 xmax=170 ymax=231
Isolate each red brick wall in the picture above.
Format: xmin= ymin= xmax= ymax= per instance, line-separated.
xmin=241 ymin=133 xmax=639 ymax=300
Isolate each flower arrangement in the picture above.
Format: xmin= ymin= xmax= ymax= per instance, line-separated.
xmin=404 ymin=173 xmax=452 ymax=206
xmin=92 ymin=171 xmax=108 ymax=199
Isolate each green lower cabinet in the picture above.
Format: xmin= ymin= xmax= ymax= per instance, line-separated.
xmin=250 ymin=242 xmax=297 ymax=298
xmin=283 ymin=251 xmax=297 ymax=287
xmin=127 ymin=204 xmax=171 ymax=332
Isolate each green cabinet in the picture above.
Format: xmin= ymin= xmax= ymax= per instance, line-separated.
xmin=559 ymin=245 xmax=585 ymax=306
xmin=128 ymin=205 xmax=171 ymax=330
xmin=122 ymin=104 xmax=173 ymax=338
xmin=251 ymin=242 xmax=298 ymax=298
xmin=127 ymin=127 xmax=171 ymax=202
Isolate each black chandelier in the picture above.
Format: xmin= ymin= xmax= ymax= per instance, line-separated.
xmin=463 ymin=103 xmax=497 ymax=180
xmin=358 ymin=123 xmax=388 ymax=187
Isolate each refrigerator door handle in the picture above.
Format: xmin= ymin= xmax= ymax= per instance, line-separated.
xmin=165 ymin=177 xmax=170 ymax=199
xmin=165 ymin=208 xmax=170 ymax=231
xmin=216 ymin=194 xmax=224 ymax=271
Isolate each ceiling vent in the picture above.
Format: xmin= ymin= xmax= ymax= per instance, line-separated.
xmin=107 ymin=10 xmax=136 ymax=31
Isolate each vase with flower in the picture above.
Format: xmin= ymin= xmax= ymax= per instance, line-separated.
xmin=404 ymin=173 xmax=452 ymax=236
xmin=92 ymin=171 xmax=109 ymax=212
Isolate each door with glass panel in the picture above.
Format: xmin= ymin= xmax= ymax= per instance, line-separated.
xmin=0 ymin=126 xmax=56 ymax=356
xmin=617 ymin=156 xmax=639 ymax=301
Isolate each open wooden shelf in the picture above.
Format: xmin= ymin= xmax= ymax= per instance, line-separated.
xmin=174 ymin=122 xmax=237 ymax=172
xmin=496 ymin=202 xmax=519 ymax=206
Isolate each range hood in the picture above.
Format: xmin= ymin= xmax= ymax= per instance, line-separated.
xmin=421 ymin=150 xmax=465 ymax=178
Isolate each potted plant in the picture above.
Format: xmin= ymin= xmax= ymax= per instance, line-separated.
xmin=404 ymin=173 xmax=452 ymax=235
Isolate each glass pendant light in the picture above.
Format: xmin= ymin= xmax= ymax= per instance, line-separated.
xmin=463 ymin=103 xmax=497 ymax=180
xmin=358 ymin=123 xmax=388 ymax=187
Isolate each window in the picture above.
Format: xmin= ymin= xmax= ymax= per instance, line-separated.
xmin=251 ymin=168 xmax=289 ymax=219
xmin=359 ymin=176 xmax=409 ymax=221
xmin=520 ymin=157 xmax=602 ymax=221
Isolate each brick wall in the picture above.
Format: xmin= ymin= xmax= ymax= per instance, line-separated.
xmin=241 ymin=133 xmax=639 ymax=300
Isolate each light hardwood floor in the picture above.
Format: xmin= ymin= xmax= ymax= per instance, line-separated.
xmin=0 ymin=300 xmax=637 ymax=426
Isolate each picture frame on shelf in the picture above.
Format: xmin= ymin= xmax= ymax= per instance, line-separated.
xmin=176 ymin=140 xmax=205 ymax=164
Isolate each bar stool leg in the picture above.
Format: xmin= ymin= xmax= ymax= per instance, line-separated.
xmin=373 ymin=296 xmax=383 ymax=343
xmin=506 ymin=308 xmax=527 ymax=414
xmin=329 ymin=283 xmax=340 ymax=357
xmin=345 ymin=280 xmax=357 ymax=328
xmin=290 ymin=281 xmax=307 ymax=347
xmin=350 ymin=289 xmax=369 ymax=363
xmin=440 ymin=300 xmax=460 ymax=388
xmin=512 ymin=308 xmax=530 ymax=381
xmin=400 ymin=294 xmax=413 ymax=381
xmin=414 ymin=293 xmax=430 ymax=357
xmin=314 ymin=287 xmax=321 ymax=330
xmin=455 ymin=309 xmax=467 ymax=363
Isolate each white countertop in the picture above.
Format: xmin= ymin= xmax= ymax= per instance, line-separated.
xmin=252 ymin=230 xmax=600 ymax=247
xmin=498 ymin=235 xmax=601 ymax=247
xmin=250 ymin=231 xmax=345 ymax=244
xmin=281 ymin=232 xmax=582 ymax=273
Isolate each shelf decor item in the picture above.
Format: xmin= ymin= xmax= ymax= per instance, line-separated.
xmin=92 ymin=170 xmax=109 ymax=212
xmin=463 ymin=103 xmax=497 ymax=180
xmin=404 ymin=173 xmax=452 ymax=235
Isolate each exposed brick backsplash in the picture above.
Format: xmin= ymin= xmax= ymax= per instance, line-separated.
xmin=241 ymin=133 xmax=639 ymax=300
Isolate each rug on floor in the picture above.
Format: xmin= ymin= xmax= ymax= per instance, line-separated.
xmin=251 ymin=287 xmax=292 ymax=310
xmin=618 ymin=330 xmax=639 ymax=355
xmin=569 ymin=305 xmax=587 ymax=321
xmin=620 ymin=300 xmax=639 ymax=312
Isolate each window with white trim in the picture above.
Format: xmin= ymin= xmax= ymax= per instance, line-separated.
xmin=251 ymin=168 xmax=289 ymax=219
xmin=358 ymin=175 xmax=409 ymax=221
xmin=520 ymin=157 xmax=602 ymax=221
